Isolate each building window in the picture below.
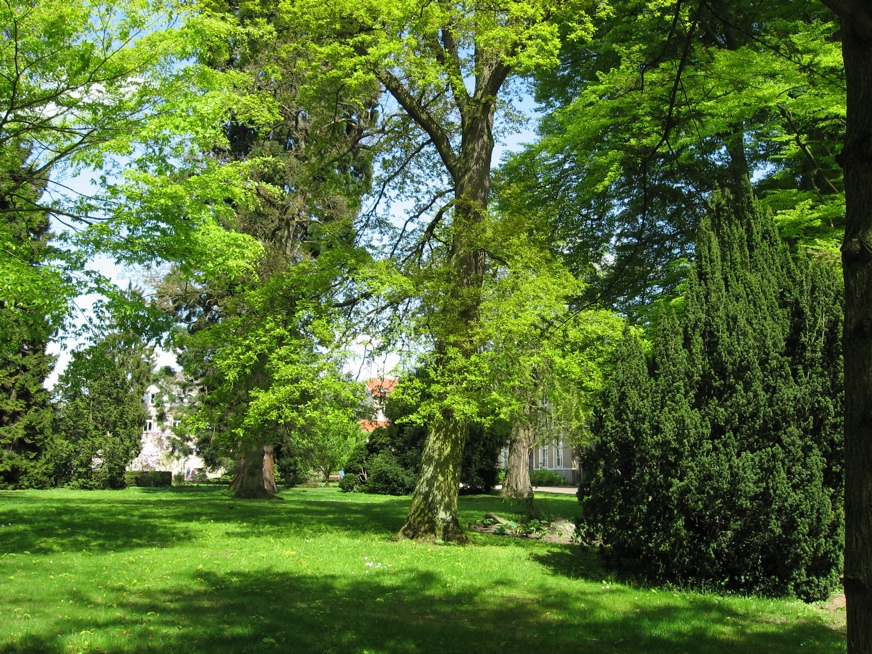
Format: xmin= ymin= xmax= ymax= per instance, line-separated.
xmin=149 ymin=393 xmax=156 ymax=405
xmin=539 ymin=446 xmax=547 ymax=468
xmin=145 ymin=420 xmax=153 ymax=432
xmin=555 ymin=442 xmax=563 ymax=468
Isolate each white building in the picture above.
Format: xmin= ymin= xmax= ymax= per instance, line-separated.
xmin=127 ymin=382 xmax=211 ymax=478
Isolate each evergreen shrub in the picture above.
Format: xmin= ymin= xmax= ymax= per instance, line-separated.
xmin=364 ymin=451 xmax=417 ymax=495
xmin=579 ymin=193 xmax=844 ymax=602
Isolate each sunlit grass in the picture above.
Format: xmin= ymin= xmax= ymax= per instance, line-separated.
xmin=0 ymin=486 xmax=845 ymax=653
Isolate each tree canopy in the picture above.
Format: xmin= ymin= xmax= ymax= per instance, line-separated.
xmin=6 ymin=0 xmax=871 ymax=642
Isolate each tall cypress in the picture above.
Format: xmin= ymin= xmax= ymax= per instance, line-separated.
xmin=579 ymin=192 xmax=844 ymax=601
xmin=0 ymin=145 xmax=55 ymax=489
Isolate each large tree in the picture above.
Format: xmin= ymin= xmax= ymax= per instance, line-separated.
xmin=502 ymin=0 xmax=844 ymax=315
xmin=148 ymin=1 xmax=376 ymax=499
xmin=283 ymin=0 xmax=601 ymax=542
xmin=0 ymin=0 xmax=193 ymax=486
xmin=817 ymin=0 xmax=872 ymax=648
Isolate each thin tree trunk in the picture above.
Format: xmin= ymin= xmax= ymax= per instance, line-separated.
xmin=230 ymin=443 xmax=278 ymax=499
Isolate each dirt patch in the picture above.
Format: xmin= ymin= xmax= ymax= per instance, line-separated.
xmin=823 ymin=592 xmax=846 ymax=612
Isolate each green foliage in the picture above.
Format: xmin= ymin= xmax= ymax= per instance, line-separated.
xmin=579 ymin=192 xmax=844 ymax=602
xmin=337 ymin=472 xmax=360 ymax=493
xmin=342 ymin=375 xmax=505 ymax=496
xmin=529 ymin=469 xmax=565 ymax=487
xmin=50 ymin=332 xmax=154 ymax=490
xmin=503 ymin=0 xmax=844 ymax=313
xmin=364 ymin=452 xmax=418 ymax=496
xmin=274 ymin=449 xmax=308 ymax=489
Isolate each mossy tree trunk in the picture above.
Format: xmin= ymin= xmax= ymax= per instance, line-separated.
xmin=395 ymin=66 xmax=506 ymax=543
xmin=230 ymin=443 xmax=278 ymax=499
xmin=398 ymin=414 xmax=468 ymax=542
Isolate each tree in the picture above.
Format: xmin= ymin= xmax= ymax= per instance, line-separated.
xmin=145 ymin=1 xmax=377 ymax=500
xmin=50 ymin=332 xmax=154 ymax=489
xmin=502 ymin=0 xmax=844 ymax=314
xmin=341 ymin=375 xmax=506 ymax=496
xmin=0 ymin=0 xmax=194 ymax=486
xmin=816 ymin=0 xmax=872 ymax=647
xmin=283 ymin=0 xmax=600 ymax=542
xmin=0 ymin=143 xmax=58 ymax=488
xmin=579 ymin=191 xmax=844 ymax=601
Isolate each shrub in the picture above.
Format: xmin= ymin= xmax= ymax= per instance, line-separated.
xmin=338 ymin=473 xmax=361 ymax=493
xmin=529 ymin=469 xmax=565 ymax=487
xmin=363 ymin=452 xmax=416 ymax=496
xmin=579 ymin=194 xmax=843 ymax=602
xmin=124 ymin=470 xmax=172 ymax=487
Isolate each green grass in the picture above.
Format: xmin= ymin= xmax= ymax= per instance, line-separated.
xmin=0 ymin=487 xmax=845 ymax=653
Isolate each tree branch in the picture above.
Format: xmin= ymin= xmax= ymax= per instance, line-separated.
xmin=375 ymin=67 xmax=460 ymax=179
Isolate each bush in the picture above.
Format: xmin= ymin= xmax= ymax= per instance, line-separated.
xmin=579 ymin=195 xmax=843 ymax=601
xmin=363 ymin=452 xmax=416 ymax=496
xmin=529 ymin=469 xmax=565 ymax=487
xmin=338 ymin=473 xmax=361 ymax=493
xmin=124 ymin=470 xmax=172 ymax=487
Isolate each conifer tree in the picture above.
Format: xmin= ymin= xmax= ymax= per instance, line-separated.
xmin=579 ymin=192 xmax=844 ymax=601
xmin=0 ymin=145 xmax=56 ymax=489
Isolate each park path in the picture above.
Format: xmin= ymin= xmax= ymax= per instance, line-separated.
xmin=493 ymin=485 xmax=578 ymax=495
xmin=534 ymin=486 xmax=578 ymax=495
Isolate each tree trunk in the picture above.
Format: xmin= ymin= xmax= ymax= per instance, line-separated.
xmin=837 ymin=7 xmax=872 ymax=650
xmin=399 ymin=414 xmax=468 ymax=542
xmin=230 ymin=443 xmax=279 ymax=499
xmin=398 ymin=99 xmax=498 ymax=542
xmin=502 ymin=421 xmax=535 ymax=502
xmin=502 ymin=421 xmax=538 ymax=518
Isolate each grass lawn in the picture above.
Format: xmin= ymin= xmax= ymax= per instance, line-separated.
xmin=0 ymin=486 xmax=845 ymax=653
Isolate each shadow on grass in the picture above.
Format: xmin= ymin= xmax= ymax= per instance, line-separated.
xmin=4 ymin=563 xmax=843 ymax=654
xmin=0 ymin=488 xmax=413 ymax=555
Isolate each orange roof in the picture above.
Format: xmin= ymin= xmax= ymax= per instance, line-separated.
xmin=366 ymin=377 xmax=398 ymax=397
xmin=359 ymin=419 xmax=390 ymax=433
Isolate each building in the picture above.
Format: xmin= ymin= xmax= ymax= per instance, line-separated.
xmin=127 ymin=381 xmax=213 ymax=478
xmin=499 ymin=436 xmax=580 ymax=486
xmin=359 ymin=377 xmax=399 ymax=433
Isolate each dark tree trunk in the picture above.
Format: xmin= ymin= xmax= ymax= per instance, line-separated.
xmin=824 ymin=1 xmax=872 ymax=649
xmin=230 ymin=443 xmax=278 ymax=499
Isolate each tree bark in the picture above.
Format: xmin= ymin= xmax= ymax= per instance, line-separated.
xmin=502 ymin=420 xmax=539 ymax=518
xmin=826 ymin=1 xmax=872 ymax=649
xmin=398 ymin=90 xmax=500 ymax=542
xmin=502 ymin=421 xmax=535 ymax=502
xmin=230 ymin=443 xmax=279 ymax=499
xmin=398 ymin=414 xmax=468 ymax=542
